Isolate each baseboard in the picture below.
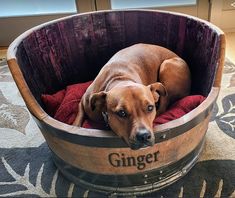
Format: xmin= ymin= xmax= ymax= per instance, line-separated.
xmin=223 ymin=27 xmax=235 ymax=33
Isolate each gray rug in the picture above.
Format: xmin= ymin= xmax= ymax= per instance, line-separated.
xmin=0 ymin=59 xmax=234 ymax=197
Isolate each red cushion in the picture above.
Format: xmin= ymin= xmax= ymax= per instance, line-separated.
xmin=41 ymin=82 xmax=206 ymax=129
xmin=54 ymin=81 xmax=93 ymax=125
xmin=153 ymin=95 xmax=205 ymax=125
xmin=41 ymin=89 xmax=66 ymax=117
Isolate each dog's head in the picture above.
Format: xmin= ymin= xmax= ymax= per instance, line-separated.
xmin=90 ymin=82 xmax=167 ymax=150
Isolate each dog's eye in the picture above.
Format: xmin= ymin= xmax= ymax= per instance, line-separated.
xmin=116 ymin=110 xmax=127 ymax=118
xmin=147 ymin=105 xmax=154 ymax=112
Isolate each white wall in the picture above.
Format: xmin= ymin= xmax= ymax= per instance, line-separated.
xmin=210 ymin=0 xmax=235 ymax=32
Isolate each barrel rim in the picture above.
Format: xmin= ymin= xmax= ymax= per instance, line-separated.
xmin=35 ymin=90 xmax=216 ymax=147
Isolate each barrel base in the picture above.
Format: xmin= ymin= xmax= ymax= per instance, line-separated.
xmin=52 ymin=138 xmax=205 ymax=196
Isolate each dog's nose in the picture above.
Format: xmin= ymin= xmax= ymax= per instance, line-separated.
xmin=136 ymin=128 xmax=152 ymax=143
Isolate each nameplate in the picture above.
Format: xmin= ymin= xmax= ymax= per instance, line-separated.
xmin=108 ymin=151 xmax=160 ymax=170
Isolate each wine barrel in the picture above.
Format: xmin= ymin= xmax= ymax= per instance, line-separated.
xmin=7 ymin=10 xmax=225 ymax=196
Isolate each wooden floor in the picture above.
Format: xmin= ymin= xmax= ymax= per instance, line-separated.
xmin=0 ymin=47 xmax=7 ymax=61
xmin=225 ymin=32 xmax=235 ymax=63
xmin=0 ymin=32 xmax=235 ymax=62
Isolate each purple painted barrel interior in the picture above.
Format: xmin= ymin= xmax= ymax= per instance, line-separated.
xmin=15 ymin=10 xmax=221 ymax=107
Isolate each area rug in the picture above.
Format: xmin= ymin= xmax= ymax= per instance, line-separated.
xmin=0 ymin=58 xmax=234 ymax=197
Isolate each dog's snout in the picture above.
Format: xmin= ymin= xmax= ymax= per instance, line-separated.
xmin=136 ymin=128 xmax=151 ymax=143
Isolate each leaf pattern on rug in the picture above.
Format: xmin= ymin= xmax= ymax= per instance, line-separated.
xmin=213 ymin=94 xmax=235 ymax=139
xmin=0 ymin=90 xmax=30 ymax=134
xmin=223 ymin=58 xmax=235 ymax=74
xmin=0 ymin=143 xmax=102 ymax=197
xmin=0 ymin=158 xmax=59 ymax=197
xmin=229 ymin=73 xmax=235 ymax=87
xmin=0 ymin=66 xmax=13 ymax=82
xmin=0 ymin=62 xmax=30 ymax=133
xmin=0 ymin=59 xmax=7 ymax=67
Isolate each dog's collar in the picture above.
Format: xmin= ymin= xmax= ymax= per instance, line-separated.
xmin=102 ymin=111 xmax=109 ymax=127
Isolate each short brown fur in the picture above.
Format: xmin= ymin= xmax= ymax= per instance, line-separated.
xmin=73 ymin=43 xmax=191 ymax=149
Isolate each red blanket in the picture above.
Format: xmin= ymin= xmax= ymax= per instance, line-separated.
xmin=41 ymin=81 xmax=205 ymax=129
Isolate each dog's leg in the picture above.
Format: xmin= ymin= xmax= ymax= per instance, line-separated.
xmin=159 ymin=57 xmax=191 ymax=107
xmin=72 ymin=101 xmax=85 ymax=126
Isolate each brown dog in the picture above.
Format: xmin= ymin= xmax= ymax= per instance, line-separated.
xmin=73 ymin=43 xmax=191 ymax=150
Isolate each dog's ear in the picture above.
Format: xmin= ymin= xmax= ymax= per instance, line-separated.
xmin=90 ymin=91 xmax=107 ymax=111
xmin=148 ymin=82 xmax=167 ymax=99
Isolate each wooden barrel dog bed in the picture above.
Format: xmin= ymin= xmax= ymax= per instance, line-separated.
xmin=7 ymin=10 xmax=225 ymax=195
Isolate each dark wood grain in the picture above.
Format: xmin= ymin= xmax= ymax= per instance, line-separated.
xmin=10 ymin=10 xmax=225 ymax=105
